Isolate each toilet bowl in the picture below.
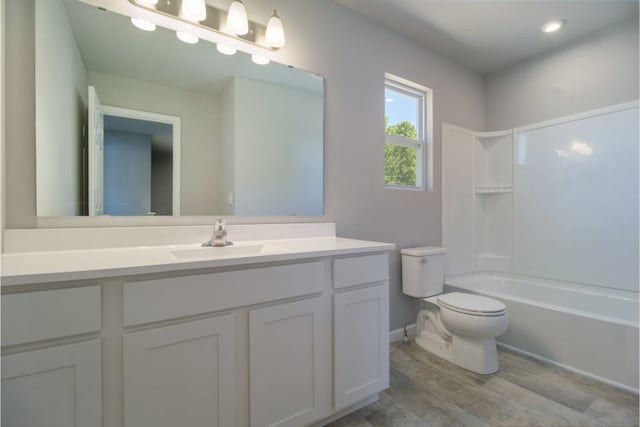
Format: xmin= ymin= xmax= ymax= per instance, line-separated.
xmin=401 ymin=247 xmax=508 ymax=374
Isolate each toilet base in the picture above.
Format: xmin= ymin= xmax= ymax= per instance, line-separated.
xmin=415 ymin=310 xmax=500 ymax=374
xmin=450 ymin=335 xmax=499 ymax=374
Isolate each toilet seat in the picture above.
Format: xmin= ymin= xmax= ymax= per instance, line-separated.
xmin=437 ymin=292 xmax=506 ymax=317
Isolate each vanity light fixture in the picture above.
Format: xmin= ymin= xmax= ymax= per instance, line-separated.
xmin=176 ymin=0 xmax=206 ymax=44
xmin=177 ymin=31 xmax=199 ymax=44
xmin=131 ymin=17 xmax=156 ymax=31
xmin=265 ymin=9 xmax=285 ymax=48
xmin=130 ymin=0 xmax=158 ymax=31
xmin=251 ymin=54 xmax=270 ymax=65
xmin=217 ymin=44 xmax=238 ymax=55
xmin=180 ymin=0 xmax=207 ymax=22
xmin=227 ymin=0 xmax=249 ymax=36
xmin=542 ymin=19 xmax=566 ymax=33
xmin=129 ymin=0 xmax=286 ymax=60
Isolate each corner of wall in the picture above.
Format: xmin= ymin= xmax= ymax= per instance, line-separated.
xmin=481 ymin=73 xmax=489 ymax=132
xmin=1 ymin=0 xmax=6 ymax=252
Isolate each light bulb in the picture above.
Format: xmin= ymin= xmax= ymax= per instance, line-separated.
xmin=251 ymin=54 xmax=270 ymax=65
xmin=227 ymin=0 xmax=249 ymax=35
xmin=217 ymin=44 xmax=237 ymax=55
xmin=180 ymin=0 xmax=207 ymax=22
xmin=542 ymin=19 xmax=566 ymax=33
xmin=177 ymin=31 xmax=199 ymax=44
xmin=135 ymin=0 xmax=158 ymax=5
xmin=131 ymin=17 xmax=156 ymax=31
xmin=265 ymin=9 xmax=285 ymax=48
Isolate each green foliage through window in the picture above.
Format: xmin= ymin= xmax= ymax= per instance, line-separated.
xmin=385 ymin=117 xmax=418 ymax=186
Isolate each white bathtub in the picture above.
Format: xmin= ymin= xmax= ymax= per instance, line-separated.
xmin=445 ymin=273 xmax=639 ymax=393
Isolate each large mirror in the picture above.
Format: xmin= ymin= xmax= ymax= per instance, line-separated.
xmin=35 ymin=0 xmax=324 ymax=217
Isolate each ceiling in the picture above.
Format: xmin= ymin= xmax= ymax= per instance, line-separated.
xmin=335 ymin=0 xmax=639 ymax=74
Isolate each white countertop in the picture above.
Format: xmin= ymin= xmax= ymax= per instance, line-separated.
xmin=1 ymin=237 xmax=395 ymax=287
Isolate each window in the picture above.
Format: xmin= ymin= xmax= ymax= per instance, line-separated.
xmin=384 ymin=74 xmax=432 ymax=190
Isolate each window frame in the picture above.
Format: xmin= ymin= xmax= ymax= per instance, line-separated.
xmin=384 ymin=73 xmax=433 ymax=191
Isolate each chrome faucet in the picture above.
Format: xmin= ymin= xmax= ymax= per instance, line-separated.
xmin=202 ymin=219 xmax=233 ymax=247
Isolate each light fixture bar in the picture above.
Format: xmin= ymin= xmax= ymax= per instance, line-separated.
xmin=128 ymin=0 xmax=278 ymax=52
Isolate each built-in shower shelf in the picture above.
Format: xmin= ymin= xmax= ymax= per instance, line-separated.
xmin=475 ymin=185 xmax=513 ymax=194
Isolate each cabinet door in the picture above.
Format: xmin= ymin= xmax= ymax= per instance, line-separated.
xmin=334 ymin=284 xmax=389 ymax=410
xmin=123 ymin=314 xmax=236 ymax=427
xmin=1 ymin=340 xmax=102 ymax=427
xmin=249 ymin=297 xmax=327 ymax=427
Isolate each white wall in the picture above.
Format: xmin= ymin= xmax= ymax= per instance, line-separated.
xmin=4 ymin=0 xmax=485 ymax=329
xmin=89 ymin=71 xmax=220 ymax=215
xmin=485 ymin=18 xmax=639 ymax=130
xmin=233 ymin=77 xmax=323 ymax=216
xmin=35 ymin=0 xmax=88 ymax=216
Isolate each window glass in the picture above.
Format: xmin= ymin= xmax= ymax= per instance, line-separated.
xmin=385 ymin=144 xmax=417 ymax=187
xmin=385 ymin=88 xmax=419 ymax=140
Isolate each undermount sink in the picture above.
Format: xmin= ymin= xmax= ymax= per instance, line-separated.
xmin=171 ymin=244 xmax=290 ymax=260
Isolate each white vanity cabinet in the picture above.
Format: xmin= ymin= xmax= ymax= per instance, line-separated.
xmin=1 ymin=247 xmax=392 ymax=427
xmin=123 ymin=314 xmax=237 ymax=427
xmin=249 ymin=296 xmax=328 ymax=427
xmin=2 ymin=340 xmax=103 ymax=427
xmin=332 ymin=255 xmax=390 ymax=411
xmin=1 ymin=287 xmax=103 ymax=427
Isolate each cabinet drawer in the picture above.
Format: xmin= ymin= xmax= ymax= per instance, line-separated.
xmin=333 ymin=254 xmax=388 ymax=289
xmin=2 ymin=286 xmax=101 ymax=347
xmin=124 ymin=261 xmax=325 ymax=326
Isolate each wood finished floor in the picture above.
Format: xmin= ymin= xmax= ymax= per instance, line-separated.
xmin=327 ymin=343 xmax=639 ymax=427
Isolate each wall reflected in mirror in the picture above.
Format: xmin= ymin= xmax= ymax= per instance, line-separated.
xmin=35 ymin=0 xmax=324 ymax=217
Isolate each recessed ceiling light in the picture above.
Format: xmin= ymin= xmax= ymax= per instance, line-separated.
xmin=542 ymin=20 xmax=566 ymax=33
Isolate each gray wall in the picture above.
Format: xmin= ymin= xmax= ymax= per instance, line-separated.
xmin=251 ymin=0 xmax=485 ymax=330
xmin=35 ymin=0 xmax=88 ymax=216
xmin=151 ymin=150 xmax=173 ymax=216
xmin=3 ymin=0 xmax=485 ymax=330
xmin=233 ymin=77 xmax=323 ymax=216
xmin=89 ymin=71 xmax=220 ymax=215
xmin=485 ymin=18 xmax=639 ymax=130
xmin=216 ymin=79 xmax=235 ymax=216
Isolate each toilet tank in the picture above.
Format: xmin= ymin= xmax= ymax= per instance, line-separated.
xmin=401 ymin=247 xmax=447 ymax=298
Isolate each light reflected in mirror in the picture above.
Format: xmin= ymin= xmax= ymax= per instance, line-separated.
xmin=35 ymin=0 xmax=324 ymax=217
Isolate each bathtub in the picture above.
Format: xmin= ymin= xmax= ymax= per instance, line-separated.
xmin=444 ymin=273 xmax=639 ymax=393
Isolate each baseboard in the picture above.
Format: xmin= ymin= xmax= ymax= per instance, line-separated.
xmin=497 ymin=342 xmax=639 ymax=395
xmin=389 ymin=323 xmax=417 ymax=343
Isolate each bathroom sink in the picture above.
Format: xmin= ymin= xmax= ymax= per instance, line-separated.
xmin=170 ymin=244 xmax=290 ymax=260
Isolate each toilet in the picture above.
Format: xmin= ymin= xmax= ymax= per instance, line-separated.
xmin=401 ymin=247 xmax=508 ymax=374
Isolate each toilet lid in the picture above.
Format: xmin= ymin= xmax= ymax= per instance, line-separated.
xmin=437 ymin=292 xmax=506 ymax=315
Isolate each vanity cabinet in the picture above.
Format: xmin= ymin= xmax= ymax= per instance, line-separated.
xmin=333 ymin=284 xmax=389 ymax=410
xmin=249 ymin=296 xmax=328 ymax=427
xmin=1 ymin=249 xmax=391 ymax=427
xmin=1 ymin=286 xmax=103 ymax=427
xmin=123 ymin=314 xmax=236 ymax=427
xmin=1 ymin=340 xmax=102 ymax=427
xmin=332 ymin=255 xmax=390 ymax=411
